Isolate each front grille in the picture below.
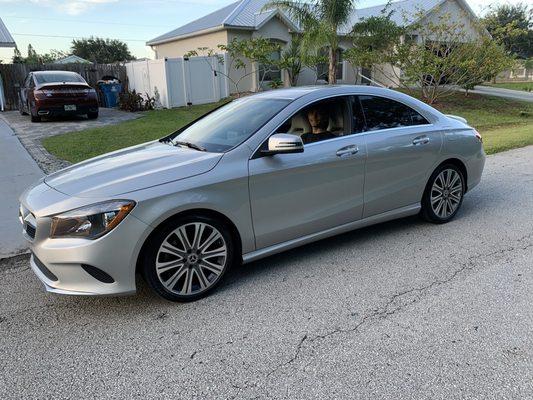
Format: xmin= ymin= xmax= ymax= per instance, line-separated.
xmin=25 ymin=223 xmax=36 ymax=239
xmin=32 ymin=253 xmax=58 ymax=282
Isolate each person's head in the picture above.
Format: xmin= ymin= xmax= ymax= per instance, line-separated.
xmin=306 ymin=106 xmax=329 ymax=132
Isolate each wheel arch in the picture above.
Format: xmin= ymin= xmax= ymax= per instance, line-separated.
xmin=135 ymin=208 xmax=243 ymax=275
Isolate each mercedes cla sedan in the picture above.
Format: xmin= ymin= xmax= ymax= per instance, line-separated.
xmin=19 ymin=86 xmax=485 ymax=301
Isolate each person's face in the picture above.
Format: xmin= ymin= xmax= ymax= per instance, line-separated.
xmin=307 ymin=108 xmax=329 ymax=129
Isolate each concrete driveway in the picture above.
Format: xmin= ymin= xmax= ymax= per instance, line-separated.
xmin=0 ymin=108 xmax=140 ymax=173
xmin=0 ymin=146 xmax=532 ymax=399
xmin=471 ymin=85 xmax=533 ymax=102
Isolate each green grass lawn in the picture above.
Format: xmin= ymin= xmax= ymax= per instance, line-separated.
xmin=43 ymin=92 xmax=532 ymax=163
xmin=420 ymin=92 xmax=533 ymax=154
xmin=484 ymin=82 xmax=533 ymax=92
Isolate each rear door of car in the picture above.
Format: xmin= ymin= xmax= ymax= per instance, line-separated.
xmin=358 ymin=95 xmax=442 ymax=218
xmin=248 ymin=95 xmax=367 ymax=250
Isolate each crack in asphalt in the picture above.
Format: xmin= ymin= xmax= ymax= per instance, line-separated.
xmin=261 ymin=232 xmax=533 ymax=381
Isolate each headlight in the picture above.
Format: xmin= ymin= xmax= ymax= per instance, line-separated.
xmin=50 ymin=200 xmax=135 ymax=239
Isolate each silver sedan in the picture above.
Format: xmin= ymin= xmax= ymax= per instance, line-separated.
xmin=19 ymin=86 xmax=485 ymax=301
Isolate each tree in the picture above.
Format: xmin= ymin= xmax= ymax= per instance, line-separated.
xmin=482 ymin=3 xmax=532 ymax=59
xmin=277 ymin=37 xmax=303 ymax=86
xmin=345 ymin=11 xmax=514 ymax=103
xmin=456 ymin=38 xmax=515 ymax=95
xmin=71 ymin=37 xmax=133 ymax=64
xmin=186 ymin=37 xmax=281 ymax=95
xmin=11 ymin=44 xmax=67 ymax=64
xmin=12 ymin=47 xmax=24 ymax=63
xmin=264 ymin=0 xmax=356 ymax=84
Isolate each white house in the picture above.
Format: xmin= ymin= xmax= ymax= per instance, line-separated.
xmin=147 ymin=0 xmax=485 ymax=93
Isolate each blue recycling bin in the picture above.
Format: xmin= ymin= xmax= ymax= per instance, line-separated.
xmin=98 ymin=82 xmax=122 ymax=108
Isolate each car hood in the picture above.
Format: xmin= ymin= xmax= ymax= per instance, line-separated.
xmin=44 ymin=141 xmax=223 ymax=198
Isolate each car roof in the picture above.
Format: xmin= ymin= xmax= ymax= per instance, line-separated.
xmin=32 ymin=71 xmax=81 ymax=76
xmin=249 ymin=85 xmax=409 ymax=100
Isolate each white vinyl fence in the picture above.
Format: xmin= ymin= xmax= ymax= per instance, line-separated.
xmin=125 ymin=56 xmax=229 ymax=109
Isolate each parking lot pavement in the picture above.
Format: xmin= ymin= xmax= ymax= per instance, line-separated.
xmin=0 ymin=146 xmax=532 ymax=399
xmin=0 ymin=118 xmax=43 ymax=258
xmin=0 ymin=109 xmax=140 ymax=173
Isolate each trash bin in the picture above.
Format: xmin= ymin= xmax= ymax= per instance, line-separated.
xmin=98 ymin=82 xmax=122 ymax=108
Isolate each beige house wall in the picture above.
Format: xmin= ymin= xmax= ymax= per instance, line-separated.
xmin=414 ymin=0 xmax=484 ymax=42
xmin=151 ymin=30 xmax=229 ymax=59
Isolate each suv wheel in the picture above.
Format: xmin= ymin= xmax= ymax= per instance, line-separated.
xmin=421 ymin=164 xmax=465 ymax=223
xmin=142 ymin=215 xmax=235 ymax=302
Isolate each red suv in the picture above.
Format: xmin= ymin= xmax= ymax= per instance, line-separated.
xmin=19 ymin=71 xmax=99 ymax=122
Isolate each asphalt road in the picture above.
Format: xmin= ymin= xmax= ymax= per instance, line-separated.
xmin=1 ymin=146 xmax=532 ymax=400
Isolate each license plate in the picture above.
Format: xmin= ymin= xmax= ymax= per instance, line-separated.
xmin=64 ymin=105 xmax=77 ymax=111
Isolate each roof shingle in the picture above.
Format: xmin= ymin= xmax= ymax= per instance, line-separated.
xmin=147 ymin=0 xmax=450 ymax=45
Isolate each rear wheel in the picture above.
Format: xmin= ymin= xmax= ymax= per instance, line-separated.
xmin=30 ymin=113 xmax=41 ymax=123
xmin=87 ymin=112 xmax=98 ymax=120
xmin=142 ymin=215 xmax=235 ymax=302
xmin=421 ymin=164 xmax=465 ymax=223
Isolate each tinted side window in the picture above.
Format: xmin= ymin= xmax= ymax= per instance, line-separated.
xmin=359 ymin=96 xmax=429 ymax=131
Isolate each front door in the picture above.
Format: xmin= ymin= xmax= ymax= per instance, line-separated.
xmin=248 ymin=96 xmax=367 ymax=250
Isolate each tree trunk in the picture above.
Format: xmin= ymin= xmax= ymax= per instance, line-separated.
xmin=328 ymin=47 xmax=337 ymax=85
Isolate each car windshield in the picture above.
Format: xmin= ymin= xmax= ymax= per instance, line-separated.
xmin=171 ymin=98 xmax=291 ymax=153
xmin=34 ymin=73 xmax=85 ymax=84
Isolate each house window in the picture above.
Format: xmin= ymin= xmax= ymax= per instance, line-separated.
xmin=258 ymin=45 xmax=282 ymax=84
xmin=317 ymin=48 xmax=343 ymax=82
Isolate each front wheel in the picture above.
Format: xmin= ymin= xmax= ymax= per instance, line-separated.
xmin=142 ymin=215 xmax=235 ymax=302
xmin=87 ymin=112 xmax=98 ymax=120
xmin=421 ymin=164 xmax=465 ymax=223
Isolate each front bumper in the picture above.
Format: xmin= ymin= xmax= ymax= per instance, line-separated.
xmin=20 ymin=193 xmax=150 ymax=296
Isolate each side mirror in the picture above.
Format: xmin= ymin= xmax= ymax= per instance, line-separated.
xmin=262 ymin=133 xmax=304 ymax=156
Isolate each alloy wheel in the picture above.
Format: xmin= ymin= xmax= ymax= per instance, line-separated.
xmin=155 ymin=222 xmax=228 ymax=296
xmin=430 ymin=168 xmax=463 ymax=219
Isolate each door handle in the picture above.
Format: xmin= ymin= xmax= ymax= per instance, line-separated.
xmin=412 ymin=136 xmax=430 ymax=146
xmin=336 ymin=145 xmax=359 ymax=157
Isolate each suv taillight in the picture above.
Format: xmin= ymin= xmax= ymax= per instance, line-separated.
xmin=474 ymin=130 xmax=483 ymax=143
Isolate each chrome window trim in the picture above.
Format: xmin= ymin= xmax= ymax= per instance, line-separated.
xmin=249 ymin=92 xmax=436 ymax=159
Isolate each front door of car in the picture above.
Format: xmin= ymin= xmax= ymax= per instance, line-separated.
xmin=248 ymin=96 xmax=367 ymax=250
xmin=20 ymin=74 xmax=31 ymax=110
xmin=358 ymin=95 xmax=443 ymax=218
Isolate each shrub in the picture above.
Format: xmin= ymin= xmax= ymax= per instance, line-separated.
xmin=118 ymin=89 xmax=155 ymax=112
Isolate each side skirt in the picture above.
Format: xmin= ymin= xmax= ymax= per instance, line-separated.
xmin=242 ymin=203 xmax=421 ymax=264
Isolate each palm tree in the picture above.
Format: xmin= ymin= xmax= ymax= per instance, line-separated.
xmin=264 ymin=0 xmax=356 ymax=84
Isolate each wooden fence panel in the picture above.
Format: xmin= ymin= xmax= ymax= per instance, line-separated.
xmin=0 ymin=63 xmax=127 ymax=111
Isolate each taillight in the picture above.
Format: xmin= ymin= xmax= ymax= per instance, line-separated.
xmin=474 ymin=130 xmax=482 ymax=143
xmin=33 ymin=90 xmax=53 ymax=99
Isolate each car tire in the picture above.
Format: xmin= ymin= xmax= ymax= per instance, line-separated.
xmin=142 ymin=215 xmax=236 ymax=302
xmin=87 ymin=112 xmax=98 ymax=120
xmin=421 ymin=164 xmax=465 ymax=224
xmin=30 ymin=113 xmax=41 ymax=123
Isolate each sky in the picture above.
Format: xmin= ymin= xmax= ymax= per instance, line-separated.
xmin=0 ymin=0 xmax=526 ymax=62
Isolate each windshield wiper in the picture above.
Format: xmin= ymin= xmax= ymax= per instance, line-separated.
xmin=174 ymin=141 xmax=206 ymax=152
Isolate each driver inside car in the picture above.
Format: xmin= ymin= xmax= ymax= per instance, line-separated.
xmin=300 ymin=106 xmax=337 ymax=144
